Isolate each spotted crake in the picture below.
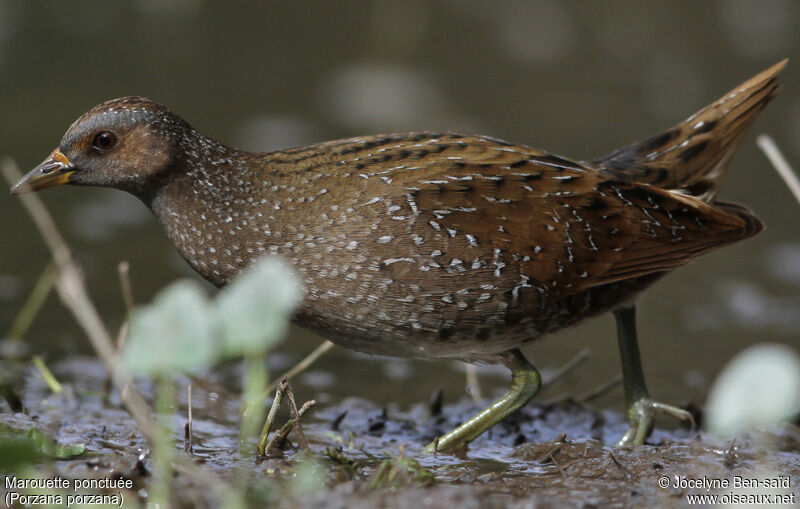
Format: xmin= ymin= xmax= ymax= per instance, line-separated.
xmin=12 ymin=60 xmax=786 ymax=452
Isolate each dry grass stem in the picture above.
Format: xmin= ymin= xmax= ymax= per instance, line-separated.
xmin=541 ymin=373 xmax=622 ymax=406
xmin=542 ymin=348 xmax=591 ymax=389
xmin=465 ymin=364 xmax=482 ymax=402
xmin=257 ymin=380 xmax=287 ymax=456
xmin=3 ymin=158 xmax=219 ymax=492
xmin=246 ymin=340 xmax=335 ymax=416
xmin=284 ymin=383 xmax=310 ymax=453
xmin=576 ymin=374 xmax=623 ymax=404
xmin=117 ymin=260 xmax=135 ymax=315
xmin=264 ymin=399 xmax=316 ymax=456
xmin=268 ymin=340 xmax=335 ymax=392
xmin=2 ymin=160 xmax=151 ymax=431
xmin=757 ymin=135 xmax=800 ymax=206
xmin=185 ymin=384 xmax=194 ymax=454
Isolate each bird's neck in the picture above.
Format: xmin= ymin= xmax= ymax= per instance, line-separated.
xmin=146 ymin=148 xmax=290 ymax=287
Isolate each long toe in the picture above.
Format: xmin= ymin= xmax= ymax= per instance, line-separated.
xmin=616 ymin=398 xmax=695 ymax=447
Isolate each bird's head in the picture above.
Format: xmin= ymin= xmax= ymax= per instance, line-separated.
xmin=11 ymin=97 xmax=191 ymax=196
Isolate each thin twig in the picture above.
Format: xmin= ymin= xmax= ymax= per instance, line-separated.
xmin=7 ymin=261 xmax=58 ymax=340
xmin=269 ymin=340 xmax=334 ymax=392
xmin=608 ymin=452 xmax=633 ymax=480
xmin=536 ymin=443 xmax=563 ymax=463
xmin=542 ymin=373 xmax=622 ymax=406
xmin=548 ymin=451 xmax=567 ymax=477
xmin=465 ymin=364 xmax=482 ymax=402
xmin=2 ymin=160 xmax=152 ymax=435
xmin=185 ymin=384 xmax=193 ymax=454
xmin=257 ymin=380 xmax=287 ymax=456
xmin=105 ymin=321 xmax=129 ymax=398
xmin=264 ymin=399 xmax=316 ymax=455
xmin=576 ymin=373 xmax=623 ymax=404
xmin=536 ymin=432 xmax=567 ymax=463
xmin=106 ymin=262 xmax=133 ymax=393
xmin=118 ymin=261 xmax=135 ymax=315
xmin=115 ymin=323 xmax=129 ymax=352
xmin=32 ymin=355 xmax=63 ymax=394
xmin=757 ymin=135 xmax=800 ymax=206
xmin=246 ymin=340 xmax=334 ymax=416
xmin=284 ymin=383 xmax=310 ymax=453
xmin=3 ymin=158 xmax=232 ymax=498
xmin=541 ymin=348 xmax=591 ymax=389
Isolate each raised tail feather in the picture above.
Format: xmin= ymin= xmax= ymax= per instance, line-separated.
xmin=594 ymin=60 xmax=786 ymax=202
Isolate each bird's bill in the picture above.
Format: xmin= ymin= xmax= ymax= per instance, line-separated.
xmin=10 ymin=149 xmax=74 ymax=195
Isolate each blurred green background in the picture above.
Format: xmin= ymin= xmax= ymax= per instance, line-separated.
xmin=1 ymin=0 xmax=798 ymax=413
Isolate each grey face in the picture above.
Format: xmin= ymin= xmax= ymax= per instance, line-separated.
xmin=12 ymin=97 xmax=183 ymax=195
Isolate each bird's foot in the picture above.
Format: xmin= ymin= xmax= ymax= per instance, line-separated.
xmin=616 ymin=398 xmax=695 ymax=446
xmin=424 ymin=349 xmax=540 ymax=454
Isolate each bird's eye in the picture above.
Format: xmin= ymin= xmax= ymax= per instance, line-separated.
xmin=92 ymin=131 xmax=117 ymax=151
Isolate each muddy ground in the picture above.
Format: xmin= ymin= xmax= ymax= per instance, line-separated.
xmin=1 ymin=356 xmax=799 ymax=508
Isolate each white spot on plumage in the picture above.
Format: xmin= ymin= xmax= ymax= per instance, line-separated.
xmin=383 ymin=257 xmax=415 ymax=265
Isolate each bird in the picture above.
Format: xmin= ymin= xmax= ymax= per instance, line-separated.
xmin=11 ymin=60 xmax=785 ymax=453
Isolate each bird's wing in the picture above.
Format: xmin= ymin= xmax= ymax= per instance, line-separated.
xmin=395 ymin=148 xmax=761 ymax=299
xmin=280 ymin=131 xmax=760 ymax=300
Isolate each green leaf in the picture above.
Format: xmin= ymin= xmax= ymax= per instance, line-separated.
xmin=0 ymin=434 xmax=44 ymax=470
xmin=215 ymin=257 xmax=302 ymax=357
xmin=26 ymin=428 xmax=85 ymax=459
xmin=54 ymin=442 xmax=86 ymax=458
xmin=121 ymin=280 xmax=217 ymax=375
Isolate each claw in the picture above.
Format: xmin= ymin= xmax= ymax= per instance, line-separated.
xmin=616 ymin=397 xmax=695 ymax=447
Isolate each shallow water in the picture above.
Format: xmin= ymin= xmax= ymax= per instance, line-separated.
xmin=2 ymin=357 xmax=799 ymax=507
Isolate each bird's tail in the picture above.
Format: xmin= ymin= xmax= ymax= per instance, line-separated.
xmin=594 ymin=60 xmax=786 ymax=202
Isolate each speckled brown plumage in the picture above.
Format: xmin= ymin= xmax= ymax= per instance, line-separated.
xmin=13 ymin=61 xmax=784 ymax=363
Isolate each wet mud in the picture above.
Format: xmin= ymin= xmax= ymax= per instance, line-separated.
xmin=1 ymin=357 xmax=799 ymax=508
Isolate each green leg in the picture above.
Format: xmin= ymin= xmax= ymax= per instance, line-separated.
xmin=614 ymin=305 xmax=694 ymax=446
xmin=424 ymin=348 xmax=541 ymax=454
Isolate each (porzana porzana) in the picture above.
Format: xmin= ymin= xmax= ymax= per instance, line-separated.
xmin=12 ymin=61 xmax=785 ymax=452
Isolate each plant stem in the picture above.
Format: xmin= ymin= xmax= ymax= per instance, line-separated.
xmin=264 ymin=399 xmax=316 ymax=454
xmin=284 ymin=384 xmax=310 ymax=453
xmin=757 ymin=135 xmax=800 ymax=206
xmin=152 ymin=375 xmax=175 ymax=508
xmin=257 ymin=380 xmax=286 ymax=457
xmin=7 ymin=261 xmax=57 ymax=340
xmin=2 ymin=159 xmax=225 ymax=498
xmin=185 ymin=384 xmax=193 ymax=454
xmin=32 ymin=355 xmax=63 ymax=394
xmin=245 ymin=340 xmax=333 ymax=417
xmin=242 ymin=354 xmax=269 ymax=458
xmin=117 ymin=261 xmax=135 ymax=315
xmin=541 ymin=348 xmax=591 ymax=389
